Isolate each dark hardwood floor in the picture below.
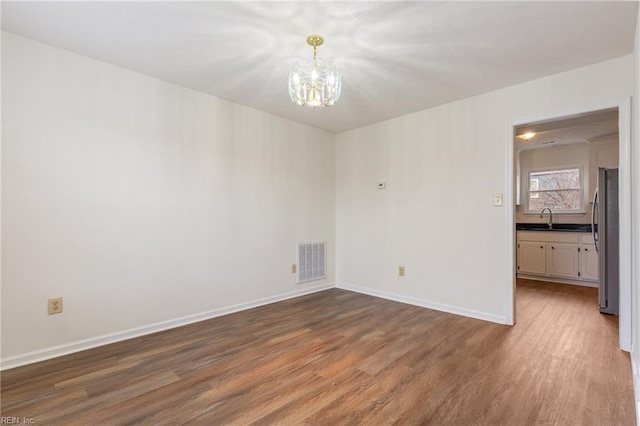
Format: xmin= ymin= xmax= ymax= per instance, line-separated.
xmin=1 ymin=279 xmax=635 ymax=425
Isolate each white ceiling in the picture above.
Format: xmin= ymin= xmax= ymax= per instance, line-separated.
xmin=514 ymin=108 xmax=619 ymax=150
xmin=2 ymin=1 xmax=638 ymax=133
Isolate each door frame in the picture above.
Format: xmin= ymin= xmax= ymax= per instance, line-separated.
xmin=505 ymin=98 xmax=631 ymax=352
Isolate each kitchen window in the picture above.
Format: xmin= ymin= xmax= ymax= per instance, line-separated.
xmin=526 ymin=167 xmax=584 ymax=213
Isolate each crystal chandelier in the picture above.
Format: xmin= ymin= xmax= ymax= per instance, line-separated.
xmin=288 ymin=35 xmax=341 ymax=107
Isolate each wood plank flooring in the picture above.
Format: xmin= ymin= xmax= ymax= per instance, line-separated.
xmin=1 ymin=279 xmax=635 ymax=425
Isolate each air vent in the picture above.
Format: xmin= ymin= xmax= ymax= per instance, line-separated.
xmin=297 ymin=241 xmax=326 ymax=284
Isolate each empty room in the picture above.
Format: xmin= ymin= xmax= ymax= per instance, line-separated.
xmin=2 ymin=2 xmax=640 ymax=424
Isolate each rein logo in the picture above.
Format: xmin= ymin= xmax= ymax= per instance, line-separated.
xmin=1 ymin=418 xmax=34 ymax=424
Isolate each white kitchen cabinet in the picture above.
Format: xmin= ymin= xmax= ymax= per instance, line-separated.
xmin=517 ymin=242 xmax=546 ymax=275
xmin=546 ymin=243 xmax=579 ymax=279
xmin=578 ymin=247 xmax=598 ymax=282
xmin=578 ymin=234 xmax=598 ymax=282
xmin=516 ymin=231 xmax=598 ymax=286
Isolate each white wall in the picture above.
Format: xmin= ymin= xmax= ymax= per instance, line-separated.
xmin=1 ymin=33 xmax=335 ymax=368
xmin=335 ymin=55 xmax=633 ymax=323
xmin=516 ymin=136 xmax=619 ymax=224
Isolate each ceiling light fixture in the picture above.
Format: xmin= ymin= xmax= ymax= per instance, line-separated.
xmin=516 ymin=132 xmax=536 ymax=141
xmin=288 ymin=35 xmax=341 ymax=108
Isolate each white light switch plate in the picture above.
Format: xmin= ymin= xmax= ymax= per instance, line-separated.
xmin=493 ymin=194 xmax=503 ymax=206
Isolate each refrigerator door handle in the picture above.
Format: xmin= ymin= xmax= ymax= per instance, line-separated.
xmin=591 ymin=187 xmax=598 ymax=252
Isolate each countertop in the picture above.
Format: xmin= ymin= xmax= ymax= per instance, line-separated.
xmin=515 ymin=223 xmax=593 ymax=233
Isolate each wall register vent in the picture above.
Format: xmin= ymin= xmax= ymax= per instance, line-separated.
xmin=297 ymin=241 xmax=326 ymax=284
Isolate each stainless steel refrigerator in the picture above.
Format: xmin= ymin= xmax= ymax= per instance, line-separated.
xmin=591 ymin=167 xmax=619 ymax=315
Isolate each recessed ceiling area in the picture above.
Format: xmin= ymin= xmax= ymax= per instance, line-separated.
xmin=1 ymin=2 xmax=637 ymax=133
xmin=514 ymin=108 xmax=619 ymax=150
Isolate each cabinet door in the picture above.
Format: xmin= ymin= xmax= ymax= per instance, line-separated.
xmin=579 ymin=245 xmax=599 ymax=281
xmin=517 ymin=242 xmax=546 ymax=275
xmin=547 ymin=243 xmax=579 ymax=278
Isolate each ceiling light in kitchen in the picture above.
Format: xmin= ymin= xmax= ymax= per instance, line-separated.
xmin=516 ymin=132 xmax=536 ymax=141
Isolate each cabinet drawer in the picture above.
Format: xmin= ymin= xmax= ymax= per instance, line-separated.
xmin=517 ymin=231 xmax=579 ymax=244
xmin=580 ymin=234 xmax=596 ymax=245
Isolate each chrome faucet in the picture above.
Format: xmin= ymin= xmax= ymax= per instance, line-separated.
xmin=540 ymin=208 xmax=553 ymax=229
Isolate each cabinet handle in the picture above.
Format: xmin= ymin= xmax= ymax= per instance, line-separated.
xmin=585 ymin=248 xmax=588 ymax=252
xmin=540 ymin=245 xmax=543 ymax=249
xmin=551 ymin=246 xmax=555 ymax=250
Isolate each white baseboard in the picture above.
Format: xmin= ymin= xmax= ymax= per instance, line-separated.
xmin=336 ymin=282 xmax=509 ymax=325
xmin=1 ymin=282 xmax=335 ymax=371
xmin=516 ymin=274 xmax=598 ymax=288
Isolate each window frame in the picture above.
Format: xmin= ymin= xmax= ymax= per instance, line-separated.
xmin=524 ymin=165 xmax=585 ymax=215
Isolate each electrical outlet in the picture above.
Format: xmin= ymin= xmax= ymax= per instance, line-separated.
xmin=291 ymin=264 xmax=297 ymax=274
xmin=399 ymin=266 xmax=405 ymax=277
xmin=48 ymin=297 xmax=63 ymax=315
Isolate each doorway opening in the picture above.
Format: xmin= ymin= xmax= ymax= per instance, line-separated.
xmin=507 ymin=102 xmax=631 ymax=351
